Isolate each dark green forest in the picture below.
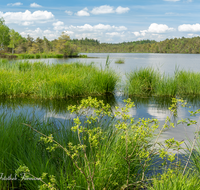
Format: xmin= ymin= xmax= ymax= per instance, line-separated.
xmin=70 ymin=37 xmax=200 ymax=54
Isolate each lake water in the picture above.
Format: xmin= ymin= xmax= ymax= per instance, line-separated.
xmin=24 ymin=53 xmax=200 ymax=75
xmin=7 ymin=53 xmax=200 ymax=149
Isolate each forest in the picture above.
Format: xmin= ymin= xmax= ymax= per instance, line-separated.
xmin=70 ymin=37 xmax=200 ymax=54
xmin=1 ymin=16 xmax=200 ymax=55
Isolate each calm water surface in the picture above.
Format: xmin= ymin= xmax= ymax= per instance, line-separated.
xmin=6 ymin=53 xmax=200 ymax=148
xmin=24 ymin=53 xmax=200 ymax=75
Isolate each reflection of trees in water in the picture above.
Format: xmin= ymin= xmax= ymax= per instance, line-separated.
xmin=0 ymin=94 xmax=117 ymax=114
xmin=129 ymin=95 xmax=200 ymax=110
xmin=0 ymin=94 xmax=200 ymax=114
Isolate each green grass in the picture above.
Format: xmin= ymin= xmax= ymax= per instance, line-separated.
xmin=0 ymin=110 xmax=151 ymax=189
xmin=115 ymin=59 xmax=125 ymax=64
xmin=126 ymin=67 xmax=200 ymax=96
xmin=16 ymin=53 xmax=65 ymax=59
xmin=149 ymin=170 xmax=200 ymax=190
xmin=0 ymin=60 xmax=118 ymax=98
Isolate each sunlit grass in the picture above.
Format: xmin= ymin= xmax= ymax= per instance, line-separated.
xmin=0 ymin=60 xmax=118 ymax=98
xmin=126 ymin=67 xmax=200 ymax=96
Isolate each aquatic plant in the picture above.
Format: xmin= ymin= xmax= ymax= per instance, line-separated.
xmin=115 ymin=59 xmax=125 ymax=64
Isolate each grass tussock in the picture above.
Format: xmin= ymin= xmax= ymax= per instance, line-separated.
xmin=0 ymin=60 xmax=118 ymax=98
xmin=126 ymin=67 xmax=200 ymax=96
xmin=115 ymin=58 xmax=125 ymax=64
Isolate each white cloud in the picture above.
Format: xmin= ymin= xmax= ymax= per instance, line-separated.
xmin=66 ymin=23 xmax=127 ymax=32
xmin=22 ymin=21 xmax=34 ymax=26
xmin=65 ymin=31 xmax=74 ymax=35
xmin=0 ymin=10 xmax=54 ymax=25
xmin=43 ymin=30 xmax=52 ymax=34
xmin=7 ymin=2 xmax=23 ymax=6
xmin=116 ymin=6 xmax=130 ymax=14
xmin=133 ymin=32 xmax=141 ymax=37
xmin=20 ymin=28 xmax=59 ymax=40
xmin=133 ymin=23 xmax=175 ymax=37
xmin=53 ymin=21 xmax=64 ymax=30
xmin=91 ymin=5 xmax=115 ymax=15
xmin=178 ymin=24 xmax=200 ymax=32
xmin=65 ymin=10 xmax=73 ymax=15
xmin=106 ymin=32 xmax=121 ymax=36
xmin=132 ymin=23 xmax=175 ymax=41
xmin=148 ymin=23 xmax=175 ymax=33
xmin=76 ymin=8 xmax=90 ymax=16
xmin=77 ymin=24 xmax=93 ymax=31
xmin=30 ymin=3 xmax=42 ymax=8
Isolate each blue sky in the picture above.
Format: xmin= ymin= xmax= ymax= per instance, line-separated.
xmin=0 ymin=0 xmax=199 ymax=43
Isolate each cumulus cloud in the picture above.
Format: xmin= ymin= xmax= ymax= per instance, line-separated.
xmin=65 ymin=23 xmax=127 ymax=32
xmin=178 ymin=24 xmax=200 ymax=32
xmin=22 ymin=21 xmax=34 ymax=26
xmin=50 ymin=23 xmax=128 ymax=42
xmin=65 ymin=31 xmax=74 ymax=35
xmin=76 ymin=8 xmax=90 ymax=16
xmin=148 ymin=23 xmax=174 ymax=33
xmin=30 ymin=3 xmax=42 ymax=8
xmin=91 ymin=5 xmax=115 ymax=14
xmin=106 ymin=32 xmax=122 ymax=36
xmin=52 ymin=23 xmax=127 ymax=34
xmin=20 ymin=28 xmax=59 ymax=40
xmin=7 ymin=2 xmax=23 ymax=6
xmin=76 ymin=5 xmax=130 ymax=16
xmin=53 ymin=21 xmax=64 ymax=30
xmin=187 ymin=33 xmax=199 ymax=37
xmin=65 ymin=10 xmax=73 ymax=15
xmin=133 ymin=32 xmax=142 ymax=37
xmin=116 ymin=6 xmax=130 ymax=14
xmin=0 ymin=10 xmax=54 ymax=25
xmin=133 ymin=23 xmax=175 ymax=37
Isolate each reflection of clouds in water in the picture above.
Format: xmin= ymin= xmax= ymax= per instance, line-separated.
xmin=112 ymin=101 xmax=137 ymax=119
xmin=157 ymin=106 xmax=200 ymax=152
xmin=147 ymin=106 xmax=169 ymax=120
xmin=45 ymin=112 xmax=76 ymax=121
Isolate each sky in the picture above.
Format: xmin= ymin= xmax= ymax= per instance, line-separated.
xmin=0 ymin=0 xmax=199 ymax=43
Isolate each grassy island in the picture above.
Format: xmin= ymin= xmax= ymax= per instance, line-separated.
xmin=0 ymin=60 xmax=118 ymax=98
xmin=126 ymin=67 xmax=200 ymax=96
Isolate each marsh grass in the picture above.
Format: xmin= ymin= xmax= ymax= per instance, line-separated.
xmin=149 ymin=170 xmax=200 ymax=190
xmin=126 ymin=67 xmax=200 ymax=96
xmin=15 ymin=54 xmax=64 ymax=59
xmin=0 ymin=112 xmax=80 ymax=189
xmin=126 ymin=67 xmax=159 ymax=95
xmin=0 ymin=60 xmax=118 ymax=98
xmin=115 ymin=59 xmax=125 ymax=64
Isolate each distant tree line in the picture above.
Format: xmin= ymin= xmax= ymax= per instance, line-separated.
xmin=70 ymin=37 xmax=200 ymax=54
xmin=0 ymin=18 xmax=78 ymax=57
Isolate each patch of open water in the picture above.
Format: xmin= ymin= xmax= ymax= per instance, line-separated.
xmin=7 ymin=53 xmax=200 ymax=151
